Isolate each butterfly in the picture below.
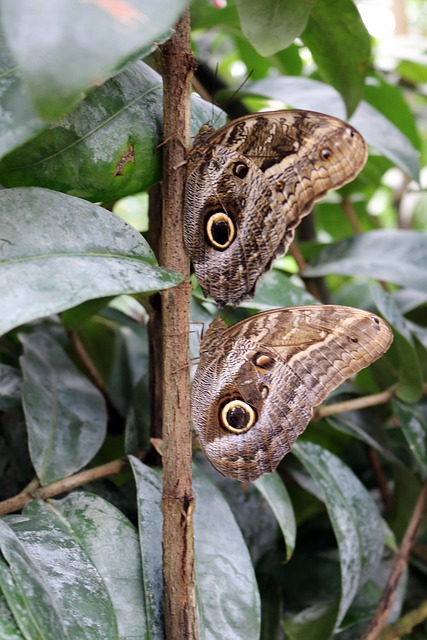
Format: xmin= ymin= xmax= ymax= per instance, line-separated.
xmin=191 ymin=305 xmax=392 ymax=482
xmin=184 ymin=110 xmax=367 ymax=307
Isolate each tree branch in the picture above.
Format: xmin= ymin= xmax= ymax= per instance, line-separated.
xmin=159 ymin=9 xmax=198 ymax=639
xmin=361 ymin=479 xmax=427 ymax=639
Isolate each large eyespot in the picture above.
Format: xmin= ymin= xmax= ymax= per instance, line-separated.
xmin=233 ymin=162 xmax=249 ymax=179
xmin=219 ymin=399 xmax=257 ymax=434
xmin=205 ymin=212 xmax=236 ymax=250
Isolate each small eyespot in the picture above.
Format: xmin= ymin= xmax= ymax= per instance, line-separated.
xmin=260 ymin=384 xmax=269 ymax=399
xmin=219 ymin=399 xmax=257 ymax=434
xmin=350 ymin=337 xmax=359 ymax=343
xmin=372 ymin=317 xmax=380 ymax=325
xmin=233 ymin=162 xmax=249 ymax=179
xmin=205 ymin=212 xmax=236 ymax=250
xmin=275 ymin=180 xmax=284 ymax=191
xmin=321 ymin=148 xmax=331 ymax=160
xmin=348 ymin=128 xmax=355 ymax=138
xmin=252 ymin=352 xmax=275 ymax=371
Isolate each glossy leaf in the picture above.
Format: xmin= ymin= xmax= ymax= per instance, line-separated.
xmin=0 ymin=521 xmax=68 ymax=640
xmin=240 ymin=268 xmax=317 ymax=311
xmin=0 ymin=593 xmax=24 ymax=639
xmin=51 ymin=492 xmax=148 ymax=639
xmin=20 ymin=331 xmax=107 ymax=484
xmin=0 ymin=505 xmax=119 ymax=639
xmin=0 ymin=28 xmax=46 ymax=161
xmin=1 ymin=0 xmax=186 ymax=119
xmin=236 ymin=0 xmax=314 ymax=57
xmin=392 ymin=399 xmax=427 ymax=477
xmin=0 ymin=365 xmax=22 ymax=411
xmin=293 ymin=442 xmax=384 ymax=629
xmin=0 ymin=187 xmax=182 ymax=336
xmin=254 ymin=473 xmax=296 ymax=559
xmin=129 ymin=457 xmax=164 ymax=639
xmin=303 ymin=230 xmax=427 ymax=293
xmin=193 ymin=465 xmax=261 ymax=640
xmin=302 ymin=0 xmax=370 ymax=115
xmin=372 ymin=287 xmax=423 ymax=403
xmin=0 ymin=62 xmax=224 ymax=200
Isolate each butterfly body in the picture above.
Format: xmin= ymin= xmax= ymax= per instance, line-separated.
xmin=192 ymin=306 xmax=393 ymax=482
xmin=185 ymin=110 xmax=367 ymax=307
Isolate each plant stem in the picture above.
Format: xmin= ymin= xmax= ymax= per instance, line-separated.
xmin=361 ymin=479 xmax=427 ymax=639
xmin=159 ymin=9 xmax=198 ymax=639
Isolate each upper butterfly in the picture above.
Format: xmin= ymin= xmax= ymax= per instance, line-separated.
xmin=184 ymin=110 xmax=367 ymax=307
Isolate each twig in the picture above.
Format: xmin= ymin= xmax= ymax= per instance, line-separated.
xmin=314 ymin=387 xmax=395 ymax=420
xmin=377 ymin=599 xmax=427 ymax=639
xmin=0 ymin=457 xmax=129 ymax=515
xmin=360 ymin=479 xmax=427 ymax=639
xmin=159 ymin=9 xmax=198 ymax=639
xmin=341 ymin=196 xmax=362 ymax=233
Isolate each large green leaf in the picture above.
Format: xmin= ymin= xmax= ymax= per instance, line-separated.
xmin=0 ymin=28 xmax=46 ymax=160
xmin=0 ymin=187 xmax=182 ymax=337
xmin=1 ymin=0 xmax=186 ymax=119
xmin=51 ymin=492 xmax=148 ymax=639
xmin=0 ymin=593 xmax=24 ymax=639
xmin=244 ymin=76 xmax=420 ymax=181
xmin=303 ymin=230 xmax=427 ymax=293
xmin=254 ymin=472 xmax=296 ymax=559
xmin=129 ymin=457 xmax=164 ymax=639
xmin=0 ymin=505 xmax=119 ymax=639
xmin=0 ymin=61 xmax=225 ymax=200
xmin=235 ymin=0 xmax=315 ymax=57
xmin=20 ymin=331 xmax=107 ymax=485
xmin=0 ymin=365 xmax=22 ymax=411
xmin=292 ymin=442 xmax=384 ymax=630
xmin=392 ymin=399 xmax=427 ymax=478
xmin=302 ymin=0 xmax=370 ymax=115
xmin=193 ymin=465 xmax=261 ymax=640
xmin=372 ymin=286 xmax=423 ymax=403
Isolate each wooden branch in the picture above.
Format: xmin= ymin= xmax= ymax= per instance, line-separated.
xmin=361 ymin=479 xmax=427 ymax=639
xmin=159 ymin=10 xmax=198 ymax=639
xmin=0 ymin=458 xmax=129 ymax=515
xmin=314 ymin=387 xmax=395 ymax=420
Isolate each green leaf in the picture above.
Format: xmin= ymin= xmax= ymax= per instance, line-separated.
xmin=0 ymin=27 xmax=46 ymax=161
xmin=0 ymin=521 xmax=68 ymax=640
xmin=372 ymin=287 xmax=423 ymax=403
xmin=392 ymin=399 xmax=427 ymax=477
xmin=244 ymin=76 xmax=420 ymax=181
xmin=0 ymin=593 xmax=24 ymax=639
xmin=292 ymin=442 xmax=384 ymax=630
xmin=236 ymin=0 xmax=315 ymax=57
xmin=51 ymin=492 xmax=148 ymax=639
xmin=193 ymin=465 xmax=261 ymax=639
xmin=254 ymin=473 xmax=296 ymax=559
xmin=1 ymin=0 xmax=186 ymax=119
xmin=20 ymin=331 xmax=107 ymax=484
xmin=0 ymin=61 xmax=225 ymax=200
xmin=239 ymin=268 xmax=317 ymax=311
xmin=129 ymin=457 xmax=164 ymax=639
xmin=302 ymin=0 xmax=370 ymax=115
xmin=303 ymin=230 xmax=427 ymax=293
xmin=0 ymin=504 xmax=119 ymax=639
xmin=0 ymin=187 xmax=182 ymax=337
xmin=0 ymin=365 xmax=22 ymax=411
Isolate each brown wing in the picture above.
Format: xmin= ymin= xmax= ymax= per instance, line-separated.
xmin=192 ymin=306 xmax=392 ymax=482
xmin=185 ymin=111 xmax=367 ymax=307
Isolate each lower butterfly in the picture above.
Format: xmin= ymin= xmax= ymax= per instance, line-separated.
xmin=191 ymin=305 xmax=393 ymax=482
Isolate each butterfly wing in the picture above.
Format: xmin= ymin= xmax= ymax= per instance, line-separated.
xmin=185 ymin=110 xmax=367 ymax=307
xmin=192 ymin=306 xmax=392 ymax=482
